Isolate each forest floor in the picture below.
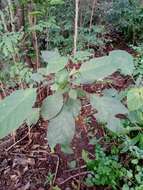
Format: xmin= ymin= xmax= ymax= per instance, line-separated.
xmin=0 ymin=34 xmax=136 ymax=190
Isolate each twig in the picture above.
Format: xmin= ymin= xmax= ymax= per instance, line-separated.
xmin=52 ymin=154 xmax=60 ymax=185
xmin=6 ymin=124 xmax=31 ymax=151
xmin=64 ymin=165 xmax=86 ymax=173
xmin=6 ymin=131 xmax=29 ymax=151
xmin=59 ymin=171 xmax=90 ymax=185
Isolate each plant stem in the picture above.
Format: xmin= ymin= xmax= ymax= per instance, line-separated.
xmin=73 ymin=0 xmax=79 ymax=55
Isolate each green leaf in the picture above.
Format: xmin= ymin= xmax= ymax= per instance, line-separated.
xmin=47 ymin=107 xmax=75 ymax=148
xmin=109 ymin=50 xmax=134 ymax=75
xmin=65 ymin=98 xmax=81 ymax=118
xmin=69 ymin=89 xmax=77 ymax=99
xmin=37 ymin=68 xmax=49 ymax=76
xmin=107 ymin=117 xmax=125 ymax=133
xmin=77 ymin=89 xmax=86 ymax=98
xmin=71 ymin=50 xmax=92 ymax=62
xmin=90 ymin=95 xmax=128 ymax=133
xmin=127 ymin=88 xmax=143 ymax=111
xmin=103 ymin=88 xmax=118 ymax=98
xmin=55 ymin=69 xmax=69 ymax=85
xmin=26 ymin=108 xmax=40 ymax=126
xmin=61 ymin=144 xmax=73 ymax=154
xmin=74 ymin=50 xmax=134 ymax=84
xmin=75 ymin=55 xmax=113 ymax=84
xmin=52 ymin=186 xmax=62 ymax=190
xmin=82 ymin=149 xmax=90 ymax=163
xmin=31 ymin=73 xmax=44 ymax=83
xmin=122 ymin=184 xmax=130 ymax=190
xmin=50 ymin=0 xmax=64 ymax=5
xmin=128 ymin=110 xmax=143 ymax=124
xmin=47 ymin=56 xmax=68 ymax=74
xmin=41 ymin=49 xmax=60 ymax=63
xmin=0 ymin=89 xmax=36 ymax=138
xmin=131 ymin=159 xmax=138 ymax=165
xmin=41 ymin=92 xmax=63 ymax=120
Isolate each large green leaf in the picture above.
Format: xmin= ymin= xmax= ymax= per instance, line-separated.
xmin=109 ymin=50 xmax=134 ymax=75
xmin=47 ymin=56 xmax=68 ymax=74
xmin=0 ymin=89 xmax=36 ymax=138
xmin=47 ymin=107 xmax=75 ymax=148
xmin=107 ymin=118 xmax=125 ymax=133
xmin=90 ymin=95 xmax=128 ymax=133
xmin=74 ymin=56 xmax=113 ymax=84
xmin=127 ymin=88 xmax=143 ymax=111
xmin=71 ymin=50 xmax=92 ymax=63
xmin=55 ymin=69 xmax=69 ymax=85
xmin=26 ymin=108 xmax=40 ymax=126
xmin=41 ymin=92 xmax=63 ymax=120
xmin=64 ymin=98 xmax=81 ymax=118
xmin=74 ymin=50 xmax=134 ymax=84
xmin=41 ymin=50 xmax=68 ymax=74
